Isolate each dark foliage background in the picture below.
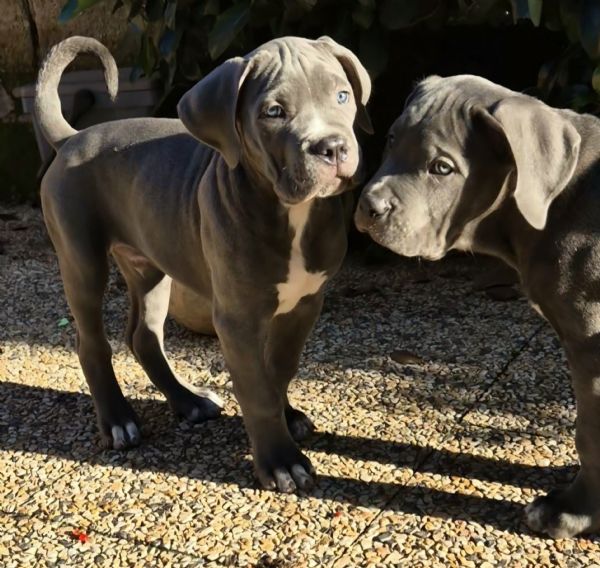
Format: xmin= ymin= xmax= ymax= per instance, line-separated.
xmin=59 ymin=0 xmax=600 ymax=169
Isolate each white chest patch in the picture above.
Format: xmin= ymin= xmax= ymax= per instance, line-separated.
xmin=274 ymin=201 xmax=327 ymax=316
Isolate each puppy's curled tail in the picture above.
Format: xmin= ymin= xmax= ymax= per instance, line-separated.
xmin=34 ymin=36 xmax=118 ymax=150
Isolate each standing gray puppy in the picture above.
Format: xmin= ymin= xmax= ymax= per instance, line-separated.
xmin=37 ymin=35 xmax=372 ymax=493
xmin=355 ymin=74 xmax=600 ymax=537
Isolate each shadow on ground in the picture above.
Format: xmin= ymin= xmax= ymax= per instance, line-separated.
xmin=0 ymin=381 xmax=577 ymax=538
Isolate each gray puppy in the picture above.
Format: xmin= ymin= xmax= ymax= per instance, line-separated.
xmin=355 ymin=74 xmax=600 ymax=538
xmin=37 ymin=36 xmax=372 ymax=493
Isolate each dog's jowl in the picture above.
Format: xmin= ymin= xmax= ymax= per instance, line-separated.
xmin=37 ymin=35 xmax=372 ymax=493
xmin=357 ymin=74 xmax=600 ymax=538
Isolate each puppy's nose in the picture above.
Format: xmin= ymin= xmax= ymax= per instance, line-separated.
xmin=359 ymin=194 xmax=392 ymax=219
xmin=309 ymin=136 xmax=349 ymax=166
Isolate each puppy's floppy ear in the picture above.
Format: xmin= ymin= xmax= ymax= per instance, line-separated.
xmin=177 ymin=57 xmax=252 ymax=168
xmin=475 ymin=96 xmax=580 ymax=230
xmin=316 ymin=36 xmax=374 ymax=134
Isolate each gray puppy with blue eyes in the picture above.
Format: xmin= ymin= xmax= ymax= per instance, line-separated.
xmin=355 ymin=74 xmax=600 ymax=537
xmin=37 ymin=35 xmax=372 ymax=493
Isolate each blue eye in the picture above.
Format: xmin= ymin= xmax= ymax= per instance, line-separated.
xmin=264 ymin=105 xmax=285 ymax=118
xmin=337 ymin=90 xmax=350 ymax=104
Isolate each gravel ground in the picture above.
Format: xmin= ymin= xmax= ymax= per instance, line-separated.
xmin=1 ymin=205 xmax=600 ymax=567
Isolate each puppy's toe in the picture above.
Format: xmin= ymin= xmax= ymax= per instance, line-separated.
xmin=174 ymin=390 xmax=223 ymax=423
xmin=273 ymin=468 xmax=297 ymax=493
xmin=285 ymin=406 xmax=316 ymax=442
xmin=110 ymin=421 xmax=141 ymax=450
xmin=291 ymin=464 xmax=314 ymax=491
xmin=98 ymin=400 xmax=141 ymax=450
xmin=254 ymin=441 xmax=315 ymax=494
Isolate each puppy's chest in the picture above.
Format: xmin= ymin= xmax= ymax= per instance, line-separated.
xmin=274 ymin=202 xmax=328 ymax=316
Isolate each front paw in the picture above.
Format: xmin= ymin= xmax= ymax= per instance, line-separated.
xmin=254 ymin=439 xmax=315 ymax=493
xmin=525 ymin=488 xmax=599 ymax=538
xmin=98 ymin=399 xmax=141 ymax=450
xmin=169 ymin=387 xmax=223 ymax=423
xmin=285 ymin=405 xmax=315 ymax=442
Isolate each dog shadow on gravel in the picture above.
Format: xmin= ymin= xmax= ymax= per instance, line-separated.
xmin=0 ymin=380 xmax=579 ymax=538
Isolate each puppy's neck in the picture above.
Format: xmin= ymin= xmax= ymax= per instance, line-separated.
xmin=467 ymin=203 xmax=543 ymax=272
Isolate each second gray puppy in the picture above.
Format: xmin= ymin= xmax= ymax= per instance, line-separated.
xmin=356 ymin=74 xmax=599 ymax=538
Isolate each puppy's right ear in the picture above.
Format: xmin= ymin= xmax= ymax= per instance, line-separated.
xmin=177 ymin=57 xmax=251 ymax=169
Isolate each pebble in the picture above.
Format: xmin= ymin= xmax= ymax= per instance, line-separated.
xmin=0 ymin=207 xmax=598 ymax=566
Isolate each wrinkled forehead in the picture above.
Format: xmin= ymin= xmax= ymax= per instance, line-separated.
xmin=398 ymin=74 xmax=514 ymax=129
xmin=244 ymin=40 xmax=349 ymax=101
xmin=393 ymin=103 xmax=472 ymax=151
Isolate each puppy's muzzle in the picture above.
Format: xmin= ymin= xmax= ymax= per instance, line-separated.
xmin=355 ymin=192 xmax=392 ymax=231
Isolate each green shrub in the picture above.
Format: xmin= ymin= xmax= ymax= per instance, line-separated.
xmin=59 ymin=0 xmax=600 ymax=113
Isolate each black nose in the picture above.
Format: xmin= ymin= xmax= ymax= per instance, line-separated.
xmin=359 ymin=193 xmax=392 ymax=219
xmin=309 ymin=136 xmax=349 ymax=166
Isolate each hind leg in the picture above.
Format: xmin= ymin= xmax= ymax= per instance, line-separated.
xmin=112 ymin=244 xmax=222 ymax=422
xmin=56 ymin=250 xmax=141 ymax=450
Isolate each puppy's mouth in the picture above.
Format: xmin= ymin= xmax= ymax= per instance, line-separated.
xmin=277 ymin=160 xmax=358 ymax=204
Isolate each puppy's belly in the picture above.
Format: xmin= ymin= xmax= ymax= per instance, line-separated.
xmin=274 ymin=201 xmax=327 ymax=316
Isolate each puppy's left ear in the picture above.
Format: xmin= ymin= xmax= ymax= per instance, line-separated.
xmin=316 ymin=36 xmax=374 ymax=134
xmin=177 ymin=57 xmax=252 ymax=168
xmin=476 ymin=96 xmax=580 ymax=230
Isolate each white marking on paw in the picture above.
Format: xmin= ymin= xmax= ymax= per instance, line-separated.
xmin=125 ymin=421 xmax=139 ymax=440
xmin=275 ymin=201 xmax=327 ymax=316
xmin=555 ymin=512 xmax=592 ymax=538
xmin=111 ymin=426 xmax=126 ymax=448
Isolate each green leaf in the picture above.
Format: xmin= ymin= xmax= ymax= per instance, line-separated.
xmin=159 ymin=29 xmax=178 ymax=57
xmin=57 ymin=317 xmax=70 ymax=328
xmin=528 ymin=0 xmax=542 ymax=26
xmin=559 ymin=0 xmax=580 ymax=43
xmin=593 ymin=65 xmax=600 ymax=93
xmin=59 ymin=0 xmax=106 ymax=23
xmin=580 ymin=0 xmax=600 ymax=59
xmin=379 ymin=0 xmax=439 ymax=30
xmin=140 ymin=34 xmax=158 ymax=77
xmin=510 ymin=0 xmax=542 ymax=26
xmin=208 ymin=1 xmax=251 ymax=60
xmin=164 ymin=0 xmax=177 ymax=29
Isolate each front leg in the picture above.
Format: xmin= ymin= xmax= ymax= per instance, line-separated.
xmin=214 ymin=309 xmax=314 ymax=493
xmin=525 ymin=339 xmax=600 ymax=537
xmin=266 ymin=294 xmax=324 ymax=442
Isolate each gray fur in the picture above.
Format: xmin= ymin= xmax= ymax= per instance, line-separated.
xmin=356 ymin=74 xmax=600 ymax=537
xmin=38 ymin=35 xmax=371 ymax=493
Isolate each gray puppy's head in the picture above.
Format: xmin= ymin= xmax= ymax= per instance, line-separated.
xmin=178 ymin=36 xmax=373 ymax=205
xmin=355 ymin=75 xmax=581 ymax=260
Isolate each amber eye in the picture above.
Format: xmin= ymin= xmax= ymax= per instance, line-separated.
xmin=429 ymin=157 xmax=455 ymax=176
xmin=337 ymin=90 xmax=350 ymax=104
xmin=264 ymin=105 xmax=285 ymax=119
